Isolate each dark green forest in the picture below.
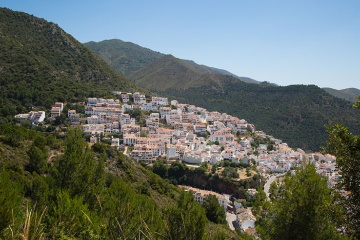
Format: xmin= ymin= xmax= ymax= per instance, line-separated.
xmin=157 ymin=81 xmax=360 ymax=151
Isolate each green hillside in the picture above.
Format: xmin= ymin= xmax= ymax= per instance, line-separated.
xmin=84 ymin=39 xmax=164 ymax=77
xmin=157 ymin=79 xmax=360 ymax=151
xmin=0 ymin=125 xmax=237 ymax=239
xmin=84 ymin=39 xmax=259 ymax=87
xmin=0 ymin=8 xmax=138 ymax=123
xmin=323 ymin=87 xmax=360 ymax=102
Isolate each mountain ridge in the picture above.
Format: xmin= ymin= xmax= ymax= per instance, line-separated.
xmin=84 ymin=39 xmax=260 ymax=87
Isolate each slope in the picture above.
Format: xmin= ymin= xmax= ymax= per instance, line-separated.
xmin=84 ymin=39 xmax=259 ymax=87
xmin=0 ymin=8 xmax=138 ymax=122
xmin=157 ymin=80 xmax=360 ymax=151
xmin=0 ymin=125 xmax=237 ymax=239
xmin=323 ymin=87 xmax=360 ymax=102
xmin=84 ymin=39 xmax=164 ymax=77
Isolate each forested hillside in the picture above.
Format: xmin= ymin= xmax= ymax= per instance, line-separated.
xmin=157 ymin=79 xmax=360 ymax=151
xmin=0 ymin=125 xmax=237 ymax=239
xmin=0 ymin=8 xmax=139 ymax=123
xmin=84 ymin=39 xmax=164 ymax=77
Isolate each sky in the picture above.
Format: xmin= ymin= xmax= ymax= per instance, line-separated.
xmin=1 ymin=0 xmax=360 ymax=89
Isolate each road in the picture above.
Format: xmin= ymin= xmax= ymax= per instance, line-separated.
xmin=264 ymin=173 xmax=286 ymax=200
xmin=264 ymin=175 xmax=277 ymax=200
xmin=123 ymin=146 xmax=128 ymax=156
xmin=226 ymin=212 xmax=237 ymax=230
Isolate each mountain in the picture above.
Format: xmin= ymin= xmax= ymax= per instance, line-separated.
xmin=85 ymin=39 xmax=360 ymax=151
xmin=84 ymin=39 xmax=164 ymax=77
xmin=323 ymin=87 xmax=360 ymax=102
xmin=0 ymin=8 xmax=139 ymax=122
xmin=157 ymin=80 xmax=360 ymax=151
xmin=84 ymin=39 xmax=259 ymax=87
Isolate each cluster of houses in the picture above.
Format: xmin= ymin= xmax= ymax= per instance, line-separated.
xmin=13 ymin=91 xmax=339 ymax=191
xmin=179 ymin=185 xmax=257 ymax=234
xmin=74 ymin=94 xmax=260 ymax=165
xmin=13 ymin=90 xmax=340 ymax=234
xmin=65 ymin=92 xmax=339 ymax=188
xmin=14 ymin=102 xmax=64 ymax=125
xmin=14 ymin=111 xmax=45 ymax=124
xmin=179 ymin=185 xmax=230 ymax=210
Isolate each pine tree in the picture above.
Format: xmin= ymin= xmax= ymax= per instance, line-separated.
xmin=258 ymin=164 xmax=344 ymax=240
xmin=326 ymin=96 xmax=360 ymax=237
xmin=203 ymin=194 xmax=226 ymax=224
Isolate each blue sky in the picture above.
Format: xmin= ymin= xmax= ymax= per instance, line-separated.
xmin=1 ymin=0 xmax=359 ymax=89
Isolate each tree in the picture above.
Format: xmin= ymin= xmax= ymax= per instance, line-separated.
xmin=47 ymin=191 xmax=100 ymax=239
xmin=0 ymin=169 xmax=23 ymax=234
xmin=168 ymin=161 xmax=187 ymax=180
xmin=164 ymin=191 xmax=207 ymax=239
xmin=152 ymin=159 xmax=168 ymax=178
xmin=203 ymin=194 xmax=226 ymax=224
xmin=325 ymin=96 xmax=360 ymax=237
xmin=257 ymin=164 xmax=345 ymax=240
xmin=26 ymin=145 xmax=47 ymax=174
xmin=52 ymin=127 xmax=104 ymax=206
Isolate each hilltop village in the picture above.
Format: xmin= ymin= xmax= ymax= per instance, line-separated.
xmin=15 ymin=91 xmax=340 ymax=233
xmin=15 ymin=90 xmax=339 ymax=190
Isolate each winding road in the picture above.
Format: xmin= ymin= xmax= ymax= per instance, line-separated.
xmin=264 ymin=173 xmax=286 ymax=200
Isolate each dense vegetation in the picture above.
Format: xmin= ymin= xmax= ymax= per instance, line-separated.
xmin=0 ymin=125 xmax=238 ymax=239
xmin=0 ymin=8 xmax=139 ymax=123
xmin=157 ymin=81 xmax=360 ymax=151
xmin=325 ymin=97 xmax=360 ymax=238
xmin=256 ymin=164 xmax=345 ymax=239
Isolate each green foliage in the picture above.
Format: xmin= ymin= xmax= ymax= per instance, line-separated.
xmin=29 ymin=173 xmax=50 ymax=211
xmin=100 ymin=178 xmax=164 ymax=239
xmin=164 ymin=191 xmax=207 ymax=240
xmin=0 ymin=169 xmax=24 ymax=233
xmin=2 ymin=124 xmax=234 ymax=238
xmin=203 ymin=194 xmax=226 ymax=224
xmin=325 ymin=97 xmax=360 ymax=237
xmin=221 ymin=167 xmax=239 ymax=178
xmin=48 ymin=191 xmax=100 ymax=239
xmin=152 ymin=159 xmax=169 ymax=178
xmin=26 ymin=145 xmax=47 ymax=174
xmin=257 ymin=164 xmax=345 ymax=240
xmin=52 ymin=127 xmax=105 ymax=208
xmin=168 ymin=161 xmax=188 ymax=183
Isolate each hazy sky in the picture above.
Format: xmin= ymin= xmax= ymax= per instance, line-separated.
xmin=2 ymin=0 xmax=359 ymax=89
